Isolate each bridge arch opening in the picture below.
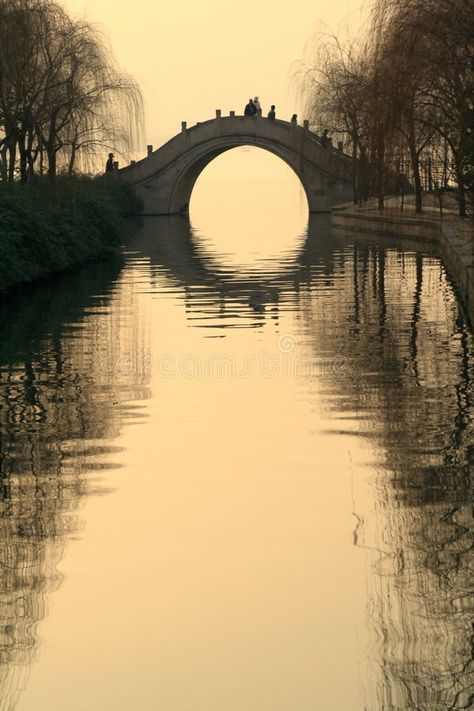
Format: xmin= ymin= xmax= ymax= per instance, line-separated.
xmin=171 ymin=142 xmax=313 ymax=216
xmin=189 ymin=147 xmax=308 ymax=272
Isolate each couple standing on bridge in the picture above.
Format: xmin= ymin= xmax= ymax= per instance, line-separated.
xmin=244 ymin=97 xmax=276 ymax=120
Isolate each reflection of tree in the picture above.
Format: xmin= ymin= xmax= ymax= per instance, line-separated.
xmin=0 ymin=258 xmax=150 ymax=710
xmin=295 ymin=237 xmax=474 ymax=710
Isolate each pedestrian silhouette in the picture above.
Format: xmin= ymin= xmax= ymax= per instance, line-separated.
xmin=254 ymin=97 xmax=262 ymax=117
xmin=244 ymin=99 xmax=257 ymax=116
xmin=105 ymin=152 xmax=114 ymax=173
xmin=321 ymin=129 xmax=330 ymax=147
xmin=267 ymin=105 xmax=276 ymax=120
xmin=291 ymin=114 xmax=297 ymax=124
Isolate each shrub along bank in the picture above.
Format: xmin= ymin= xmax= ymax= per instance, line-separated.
xmin=0 ymin=176 xmax=138 ymax=292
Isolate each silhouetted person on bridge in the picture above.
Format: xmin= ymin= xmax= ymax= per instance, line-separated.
xmin=321 ymin=129 xmax=330 ymax=147
xmin=105 ymin=152 xmax=114 ymax=173
xmin=291 ymin=114 xmax=297 ymax=125
xmin=267 ymin=105 xmax=276 ymax=120
xmin=244 ymin=99 xmax=257 ymax=116
xmin=254 ymin=97 xmax=262 ymax=116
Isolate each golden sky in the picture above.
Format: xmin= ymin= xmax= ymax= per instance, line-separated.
xmin=63 ymin=0 xmax=364 ymax=149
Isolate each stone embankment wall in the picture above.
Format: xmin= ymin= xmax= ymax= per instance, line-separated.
xmin=332 ymin=208 xmax=474 ymax=327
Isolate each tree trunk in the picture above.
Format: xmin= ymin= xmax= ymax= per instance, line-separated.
xmin=46 ymin=145 xmax=57 ymax=181
xmin=26 ymin=130 xmax=36 ymax=178
xmin=412 ymin=159 xmax=423 ymax=213
xmin=8 ymin=142 xmax=16 ymax=182
xmin=408 ymin=125 xmax=422 ymax=214
xmin=360 ymin=148 xmax=369 ymax=204
xmin=377 ymin=138 xmax=385 ymax=211
xmin=0 ymin=146 xmax=7 ymax=182
xmin=458 ymin=184 xmax=466 ymax=217
xmin=68 ymin=144 xmax=76 ymax=175
xmin=452 ymin=153 xmax=466 ymax=217
xmin=18 ymin=133 xmax=28 ymax=183
xmin=351 ymin=140 xmax=358 ymax=204
xmin=46 ymin=114 xmax=58 ymax=181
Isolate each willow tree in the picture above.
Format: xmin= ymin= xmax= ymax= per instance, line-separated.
xmin=369 ymin=1 xmax=436 ymax=212
xmin=297 ymin=35 xmax=374 ymax=204
xmin=372 ymin=0 xmax=474 ymax=215
xmin=0 ymin=0 xmax=144 ymax=181
xmin=297 ymin=31 xmax=402 ymax=209
xmin=297 ymin=0 xmax=474 ymax=216
xmin=416 ymin=0 xmax=474 ymax=216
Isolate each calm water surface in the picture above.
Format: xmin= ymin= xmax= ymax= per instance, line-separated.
xmin=1 ymin=151 xmax=473 ymax=710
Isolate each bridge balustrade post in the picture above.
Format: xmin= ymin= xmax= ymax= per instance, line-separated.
xmin=337 ymin=141 xmax=343 ymax=152
xmin=130 ymin=160 xmax=136 ymax=165
xmin=303 ymin=120 xmax=309 ymax=130
xmin=181 ymin=121 xmax=187 ymax=132
xmin=215 ymin=109 xmax=221 ymax=119
xmin=147 ymin=145 xmax=153 ymax=156
xmin=230 ymin=111 xmax=235 ymax=117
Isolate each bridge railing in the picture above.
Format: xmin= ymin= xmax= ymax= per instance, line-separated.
xmin=124 ymin=110 xmax=353 ymax=168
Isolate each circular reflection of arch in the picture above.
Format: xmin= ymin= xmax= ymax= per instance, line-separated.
xmin=189 ymin=147 xmax=309 ymax=275
xmin=129 ymin=213 xmax=336 ymax=330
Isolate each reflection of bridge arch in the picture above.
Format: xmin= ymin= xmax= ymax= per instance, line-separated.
xmin=118 ymin=115 xmax=354 ymax=214
xmin=130 ymin=214 xmax=338 ymax=324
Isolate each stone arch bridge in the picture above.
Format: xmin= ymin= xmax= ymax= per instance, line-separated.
xmin=118 ymin=111 xmax=354 ymax=214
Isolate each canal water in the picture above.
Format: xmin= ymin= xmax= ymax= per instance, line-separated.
xmin=1 ymin=149 xmax=473 ymax=710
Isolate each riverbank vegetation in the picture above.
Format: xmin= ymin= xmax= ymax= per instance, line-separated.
xmin=0 ymin=176 xmax=139 ymax=292
xmin=0 ymin=0 xmax=144 ymax=291
xmin=298 ymin=0 xmax=474 ymax=217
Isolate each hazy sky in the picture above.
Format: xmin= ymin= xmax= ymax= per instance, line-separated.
xmin=63 ymin=0 xmax=364 ymax=151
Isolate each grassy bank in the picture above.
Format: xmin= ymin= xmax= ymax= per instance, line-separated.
xmin=0 ymin=176 xmax=139 ymax=292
